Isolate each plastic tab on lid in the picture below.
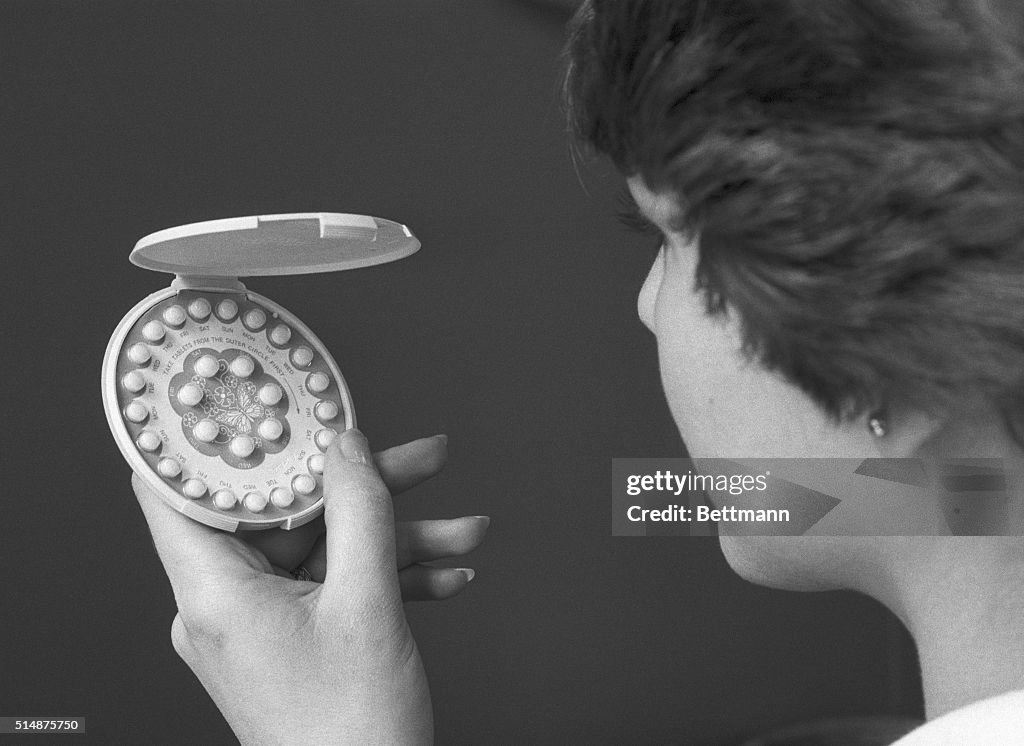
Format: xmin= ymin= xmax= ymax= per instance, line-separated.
xmin=130 ymin=212 xmax=419 ymax=277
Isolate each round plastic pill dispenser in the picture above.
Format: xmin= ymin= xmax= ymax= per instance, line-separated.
xmin=102 ymin=212 xmax=419 ymax=531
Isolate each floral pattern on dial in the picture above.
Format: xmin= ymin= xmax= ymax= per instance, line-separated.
xmin=171 ymin=348 xmax=290 ymax=465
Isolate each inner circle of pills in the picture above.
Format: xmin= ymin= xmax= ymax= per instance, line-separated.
xmin=259 ymin=383 xmax=283 ymax=406
xmin=229 ymin=355 xmax=255 ymax=378
xmin=117 ymin=290 xmax=349 ymax=523
xmin=177 ymin=382 xmax=204 ymax=406
xmin=194 ymin=354 xmax=220 ymax=378
xmin=194 ymin=419 xmax=220 ymax=443
xmin=258 ymin=419 xmax=284 ymax=441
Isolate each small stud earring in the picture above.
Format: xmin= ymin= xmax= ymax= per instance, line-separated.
xmin=868 ymin=413 xmax=887 ymax=438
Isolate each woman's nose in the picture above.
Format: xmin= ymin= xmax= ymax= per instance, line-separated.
xmin=637 ymin=247 xmax=664 ymax=332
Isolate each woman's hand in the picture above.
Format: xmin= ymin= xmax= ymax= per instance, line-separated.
xmin=133 ymin=430 xmax=487 ymax=745
xmin=239 ymin=435 xmax=490 ymax=600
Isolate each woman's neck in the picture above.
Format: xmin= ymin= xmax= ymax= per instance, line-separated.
xmin=875 ymin=538 xmax=1024 ymax=719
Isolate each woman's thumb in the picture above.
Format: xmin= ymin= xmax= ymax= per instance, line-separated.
xmin=319 ymin=429 xmax=401 ymax=602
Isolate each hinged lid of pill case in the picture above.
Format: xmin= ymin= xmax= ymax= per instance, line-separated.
xmin=131 ymin=212 xmax=420 ymax=277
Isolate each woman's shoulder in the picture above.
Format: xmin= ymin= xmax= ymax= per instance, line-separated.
xmin=892 ymin=689 xmax=1024 ymax=745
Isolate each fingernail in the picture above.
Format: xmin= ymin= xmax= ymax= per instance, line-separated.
xmin=456 ymin=568 xmax=475 ymax=583
xmin=435 ymin=433 xmax=449 ymax=445
xmin=339 ymin=428 xmax=371 ymax=464
xmin=472 ymin=515 xmax=491 ymax=528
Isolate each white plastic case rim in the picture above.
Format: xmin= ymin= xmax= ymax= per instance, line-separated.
xmin=102 ymin=212 xmax=420 ymax=532
xmin=131 ymin=212 xmax=419 ymax=276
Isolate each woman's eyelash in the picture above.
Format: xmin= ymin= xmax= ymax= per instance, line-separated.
xmin=615 ymin=189 xmax=661 ymax=238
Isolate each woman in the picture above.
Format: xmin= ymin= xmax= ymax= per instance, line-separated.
xmin=133 ymin=0 xmax=1024 ymax=742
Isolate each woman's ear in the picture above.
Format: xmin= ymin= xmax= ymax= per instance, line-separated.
xmin=870 ymin=405 xmax=944 ymax=459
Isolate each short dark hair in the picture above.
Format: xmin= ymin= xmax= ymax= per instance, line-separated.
xmin=565 ymin=0 xmax=1024 ymax=438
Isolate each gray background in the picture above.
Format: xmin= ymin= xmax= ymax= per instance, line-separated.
xmin=1 ymin=1 xmax=921 ymax=743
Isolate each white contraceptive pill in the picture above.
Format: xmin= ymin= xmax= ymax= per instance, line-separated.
xmin=188 ymin=298 xmax=211 ymax=321
xmin=163 ymin=305 xmax=187 ymax=327
xmin=194 ymin=354 xmax=220 ymax=378
xmin=269 ymin=324 xmax=292 ymax=346
xmin=216 ymin=298 xmax=238 ymax=322
xmin=141 ymin=320 xmax=164 ymax=343
xmin=314 ymin=428 xmax=337 ymax=451
xmin=182 ymin=478 xmax=207 ymax=499
xmin=176 ymin=382 xmax=205 ymax=406
xmin=102 ymin=212 xmax=419 ymax=532
xmin=291 ymin=346 xmax=314 ymax=368
xmin=127 ymin=343 xmax=151 ymax=366
xmin=122 ymin=370 xmax=146 ymax=393
xmin=307 ymin=371 xmax=330 ymax=393
xmin=243 ymin=308 xmax=267 ymax=331
xmin=315 ymin=400 xmax=340 ymax=421
xmin=228 ymin=355 xmax=255 ymax=378
xmin=258 ymin=418 xmax=284 ymax=441
xmin=124 ymin=401 xmax=148 ymax=423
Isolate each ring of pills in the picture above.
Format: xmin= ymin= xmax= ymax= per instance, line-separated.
xmin=107 ymin=288 xmax=354 ymax=532
xmin=307 ymin=453 xmax=325 ymax=474
xmin=243 ymin=492 xmax=268 ymax=512
xmin=216 ymin=299 xmax=238 ymax=321
xmin=182 ymin=478 xmax=207 ymax=499
xmin=314 ymin=428 xmax=337 ymax=451
xmin=124 ymin=401 xmax=148 ymax=423
xmin=142 ymin=320 xmax=165 ymax=343
xmin=270 ymin=324 xmax=291 ymax=346
xmin=188 ymin=298 xmax=211 ymax=321
xmin=315 ymin=400 xmax=340 ymax=421
xmin=307 ymin=371 xmax=330 ymax=393
xmin=137 ymin=431 xmax=161 ymax=452
xmin=292 ymin=474 xmax=316 ymax=495
xmin=212 ymin=489 xmax=236 ymax=510
xmin=243 ymin=309 xmax=267 ymax=331
xmin=158 ymin=458 xmax=182 ymax=478
xmin=127 ymin=344 xmax=151 ymax=365
xmin=163 ymin=305 xmax=187 ymax=327
xmin=292 ymin=346 xmax=314 ymax=368
xmin=270 ymin=487 xmax=294 ymax=508
xmin=122 ymin=370 xmax=146 ymax=393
